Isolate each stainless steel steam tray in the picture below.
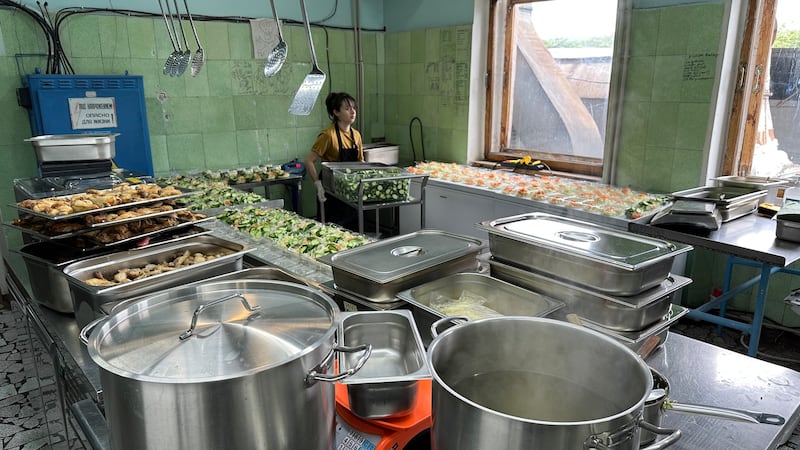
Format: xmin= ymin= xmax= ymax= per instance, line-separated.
xmin=575 ymin=304 xmax=689 ymax=345
xmin=670 ymin=186 xmax=767 ymax=222
xmin=11 ymin=186 xmax=194 ymax=220
xmin=5 ymin=207 xmax=190 ymax=240
xmin=37 ymin=217 xmax=215 ymax=253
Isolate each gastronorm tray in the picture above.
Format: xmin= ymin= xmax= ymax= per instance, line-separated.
xmin=15 ymin=228 xmax=212 ymax=314
xmin=78 ymin=215 xmax=215 ymax=248
xmin=102 ymin=267 xmax=308 ymax=316
xmin=317 ymin=230 xmax=484 ymax=303
xmin=486 ymin=255 xmax=691 ymax=332
xmin=396 ymin=272 xmax=563 ymax=321
xmin=337 ymin=310 xmax=431 ymax=419
xmin=11 ymin=185 xmax=194 ymax=220
xmin=5 ymin=206 xmax=190 ymax=240
xmin=477 ymin=212 xmax=691 ymax=296
xmin=670 ymin=186 xmax=767 ymax=222
xmin=711 ymin=176 xmax=789 ymax=190
xmin=27 ymin=133 xmax=118 ymax=162
xmin=560 ymin=304 xmax=689 ymax=351
xmin=63 ymin=235 xmax=250 ymax=327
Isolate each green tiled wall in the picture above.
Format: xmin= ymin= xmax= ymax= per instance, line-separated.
xmin=0 ymin=10 xmax=381 ymax=221
xmin=383 ymin=25 xmax=472 ymax=164
xmin=615 ymin=3 xmax=721 ymax=194
xmin=620 ymin=4 xmax=800 ymax=327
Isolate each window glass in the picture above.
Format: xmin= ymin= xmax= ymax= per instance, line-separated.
xmin=752 ymin=1 xmax=800 ymax=177
xmin=486 ymin=0 xmax=619 ymax=174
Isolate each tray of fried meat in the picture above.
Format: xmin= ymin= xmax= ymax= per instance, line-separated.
xmin=6 ymin=201 xmax=198 ymax=239
xmin=11 ymin=183 xmax=193 ymax=220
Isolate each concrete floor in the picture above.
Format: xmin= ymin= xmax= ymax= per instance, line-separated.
xmin=3 ymin=298 xmax=800 ymax=449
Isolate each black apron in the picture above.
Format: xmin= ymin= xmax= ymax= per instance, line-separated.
xmin=335 ymin=124 xmax=359 ymax=162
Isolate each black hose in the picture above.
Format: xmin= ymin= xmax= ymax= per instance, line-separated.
xmin=409 ymin=116 xmax=425 ymax=163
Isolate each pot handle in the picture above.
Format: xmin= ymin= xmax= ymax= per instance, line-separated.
xmin=638 ymin=420 xmax=682 ymax=450
xmin=179 ymin=292 xmax=260 ymax=340
xmin=430 ymin=315 xmax=469 ymax=339
xmin=79 ymin=316 xmax=108 ymax=346
xmin=305 ymin=344 xmax=372 ymax=386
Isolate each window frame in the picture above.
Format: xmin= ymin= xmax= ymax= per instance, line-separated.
xmin=721 ymin=0 xmax=778 ymax=177
xmin=482 ymin=0 xmax=629 ymax=179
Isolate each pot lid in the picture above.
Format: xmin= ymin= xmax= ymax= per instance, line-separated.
xmin=87 ymin=280 xmax=337 ymax=382
xmin=317 ymin=230 xmax=484 ymax=283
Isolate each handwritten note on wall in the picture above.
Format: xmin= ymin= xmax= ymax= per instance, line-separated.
xmin=683 ymin=53 xmax=717 ymax=81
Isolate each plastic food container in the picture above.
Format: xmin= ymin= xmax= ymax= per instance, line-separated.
xmin=363 ymin=144 xmax=400 ymax=165
xmin=26 ymin=133 xmax=119 ymax=162
xmin=320 ymin=162 xmax=411 ymax=203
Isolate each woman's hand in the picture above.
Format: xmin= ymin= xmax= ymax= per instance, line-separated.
xmin=314 ymin=180 xmax=326 ymax=202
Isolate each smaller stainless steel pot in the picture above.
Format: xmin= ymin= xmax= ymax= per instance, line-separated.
xmin=642 ymin=369 xmax=785 ymax=445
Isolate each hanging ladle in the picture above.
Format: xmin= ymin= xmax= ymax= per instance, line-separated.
xmin=263 ymin=0 xmax=287 ymax=77
xmin=181 ymin=0 xmax=204 ymax=76
xmin=157 ymin=0 xmax=179 ymax=76
xmin=172 ymin=0 xmax=192 ymax=76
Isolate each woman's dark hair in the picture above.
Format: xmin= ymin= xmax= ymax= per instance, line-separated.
xmin=325 ymin=92 xmax=356 ymax=121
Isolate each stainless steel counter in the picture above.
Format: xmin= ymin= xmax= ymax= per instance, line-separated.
xmin=648 ymin=333 xmax=800 ymax=449
xmin=629 ymin=213 xmax=800 ymax=267
xmin=5 ymin=220 xmax=800 ymax=449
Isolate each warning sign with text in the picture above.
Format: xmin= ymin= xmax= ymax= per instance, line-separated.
xmin=69 ymin=97 xmax=118 ymax=129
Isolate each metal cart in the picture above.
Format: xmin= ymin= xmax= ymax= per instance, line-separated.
xmin=319 ymin=162 xmax=428 ymax=236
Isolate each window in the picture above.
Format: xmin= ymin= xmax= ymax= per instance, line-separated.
xmin=728 ymin=0 xmax=800 ymax=178
xmin=484 ymin=0 xmax=621 ymax=177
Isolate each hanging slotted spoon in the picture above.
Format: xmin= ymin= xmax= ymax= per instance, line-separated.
xmin=157 ymin=0 xmax=179 ymax=76
xmin=182 ymin=0 xmax=205 ymax=76
xmin=263 ymin=0 xmax=287 ymax=78
xmin=172 ymin=0 xmax=192 ymax=76
xmin=288 ymin=0 xmax=326 ymax=115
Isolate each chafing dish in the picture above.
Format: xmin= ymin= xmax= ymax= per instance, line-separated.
xmin=317 ymin=230 xmax=484 ymax=303
xmin=338 ymin=310 xmax=430 ymax=419
xmin=486 ymin=256 xmax=691 ymax=332
xmin=477 ymin=213 xmax=691 ymax=296
xmin=63 ymin=235 xmax=250 ymax=327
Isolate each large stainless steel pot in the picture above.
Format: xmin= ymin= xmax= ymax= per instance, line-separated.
xmin=81 ymin=279 xmax=370 ymax=450
xmin=427 ymin=317 xmax=681 ymax=450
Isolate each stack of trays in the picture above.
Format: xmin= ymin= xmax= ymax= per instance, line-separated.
xmin=476 ymin=213 xmax=693 ymax=351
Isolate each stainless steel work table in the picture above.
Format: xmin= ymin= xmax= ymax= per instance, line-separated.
xmin=647 ymin=332 xmax=800 ymax=449
xmin=630 ymin=213 xmax=800 ymax=357
xmin=6 ymin=225 xmax=800 ymax=449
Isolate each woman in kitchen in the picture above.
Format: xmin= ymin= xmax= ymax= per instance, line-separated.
xmin=304 ymin=91 xmax=364 ymax=228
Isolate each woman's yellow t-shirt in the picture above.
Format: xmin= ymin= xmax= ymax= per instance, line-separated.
xmin=311 ymin=124 xmax=364 ymax=162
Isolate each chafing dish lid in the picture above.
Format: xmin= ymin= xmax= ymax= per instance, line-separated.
xmin=482 ymin=213 xmax=689 ymax=269
xmin=317 ymin=230 xmax=484 ymax=283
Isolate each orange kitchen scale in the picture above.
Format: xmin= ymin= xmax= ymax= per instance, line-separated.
xmin=334 ymin=380 xmax=432 ymax=450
